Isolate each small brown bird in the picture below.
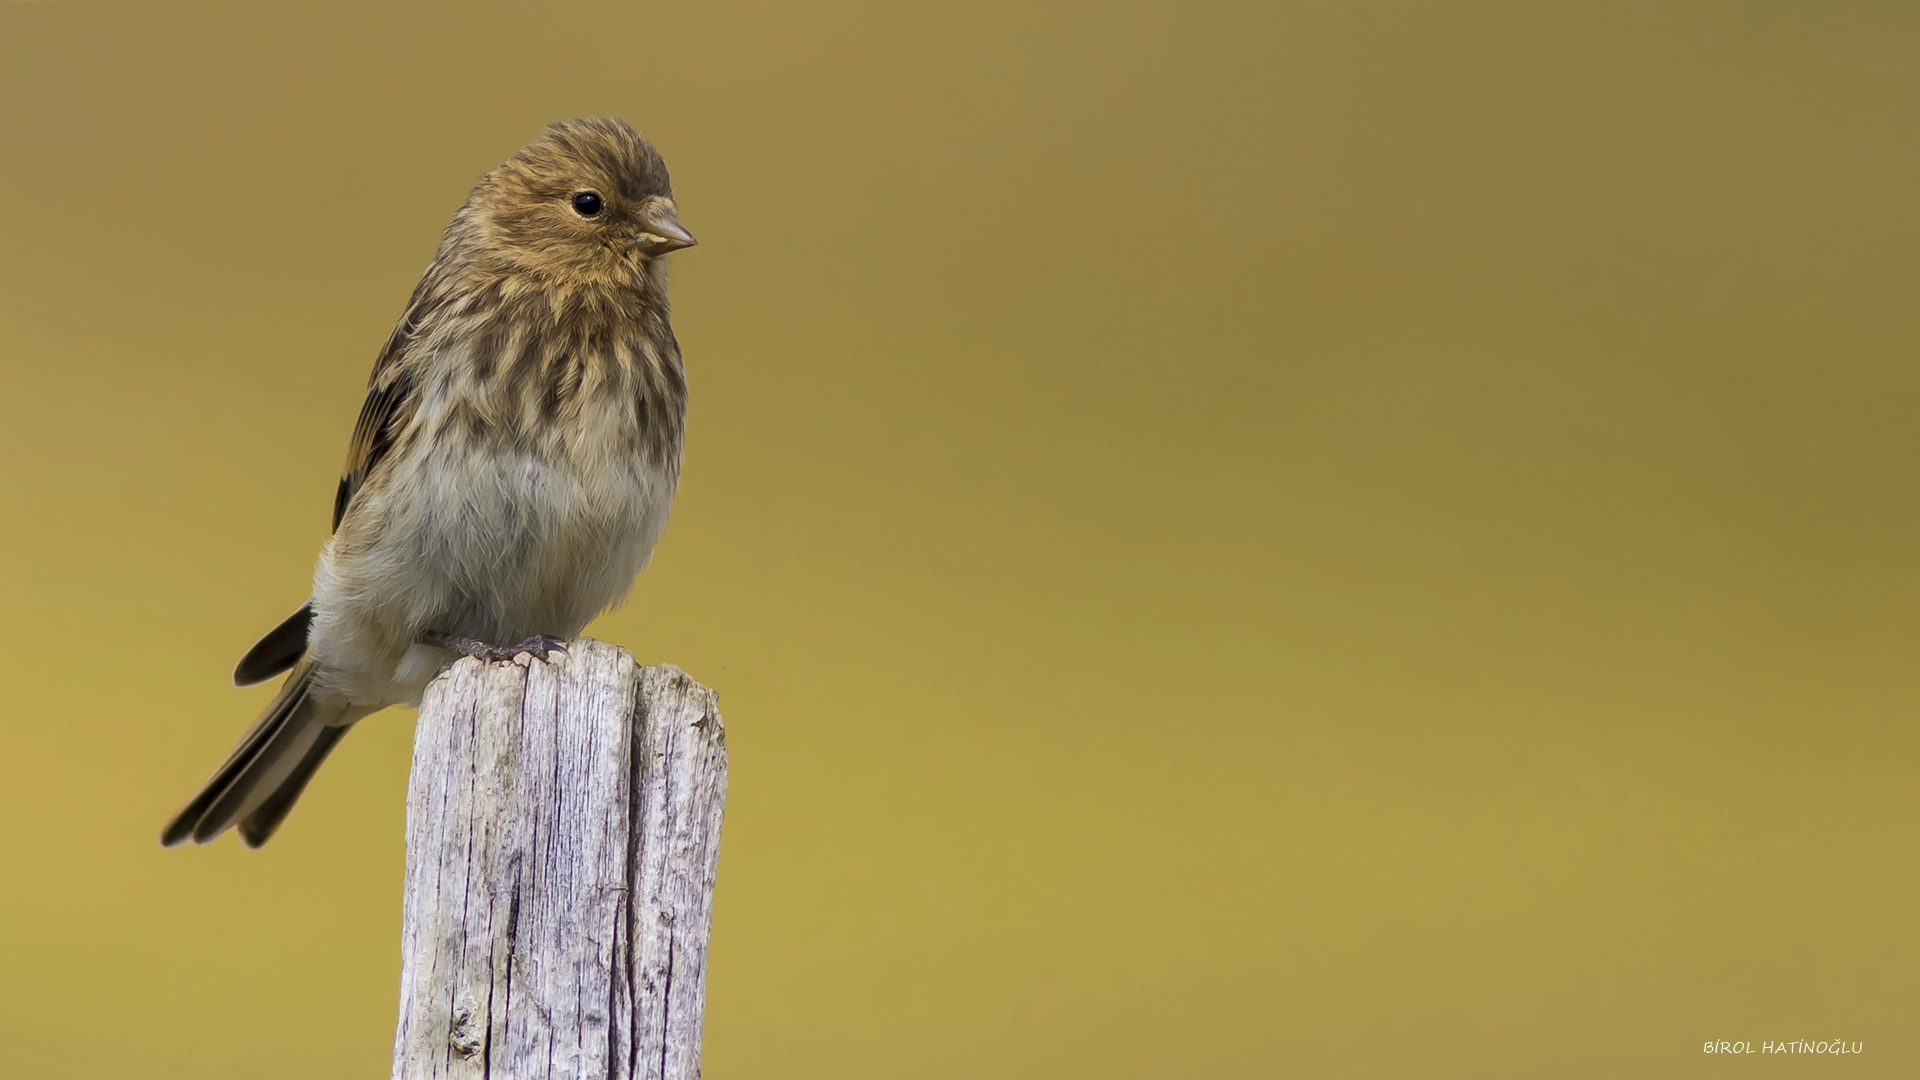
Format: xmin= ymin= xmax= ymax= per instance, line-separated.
xmin=161 ymin=117 xmax=696 ymax=848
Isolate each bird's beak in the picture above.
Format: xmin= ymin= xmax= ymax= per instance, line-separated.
xmin=634 ymin=207 xmax=697 ymax=254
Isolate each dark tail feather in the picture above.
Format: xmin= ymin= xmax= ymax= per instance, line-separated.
xmin=238 ymin=723 xmax=352 ymax=848
xmin=160 ymin=662 xmax=353 ymax=847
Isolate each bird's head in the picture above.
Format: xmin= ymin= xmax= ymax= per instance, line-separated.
xmin=459 ymin=117 xmax=695 ymax=288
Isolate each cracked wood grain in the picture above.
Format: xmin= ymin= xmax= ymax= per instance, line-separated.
xmin=391 ymin=639 xmax=726 ymax=1080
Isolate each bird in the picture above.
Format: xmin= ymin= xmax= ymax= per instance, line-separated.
xmin=160 ymin=117 xmax=697 ymax=849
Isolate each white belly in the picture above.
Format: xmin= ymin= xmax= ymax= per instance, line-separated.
xmin=306 ymin=430 xmax=675 ymax=707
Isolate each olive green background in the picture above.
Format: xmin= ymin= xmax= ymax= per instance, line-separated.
xmin=1 ymin=2 xmax=1914 ymax=1076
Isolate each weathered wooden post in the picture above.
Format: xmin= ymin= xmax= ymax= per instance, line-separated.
xmin=390 ymin=639 xmax=727 ymax=1080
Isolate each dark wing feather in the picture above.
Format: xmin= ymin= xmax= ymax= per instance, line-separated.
xmin=233 ymin=602 xmax=314 ymax=686
xmin=333 ymin=280 xmax=433 ymax=531
xmin=333 ymin=368 xmax=417 ymax=530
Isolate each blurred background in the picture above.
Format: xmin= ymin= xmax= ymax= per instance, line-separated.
xmin=1 ymin=1 xmax=1916 ymax=1076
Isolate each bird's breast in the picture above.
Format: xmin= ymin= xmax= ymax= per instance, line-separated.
xmin=310 ymin=367 xmax=680 ymax=704
xmin=405 ymin=381 xmax=678 ymax=629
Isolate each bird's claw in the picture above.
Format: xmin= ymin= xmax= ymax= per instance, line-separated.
xmin=503 ymin=635 xmax=569 ymax=661
xmin=420 ymin=632 xmax=570 ymax=663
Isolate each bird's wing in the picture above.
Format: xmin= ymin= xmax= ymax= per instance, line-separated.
xmin=333 ymin=366 xmax=417 ymax=530
xmin=333 ymin=279 xmax=432 ymax=531
xmin=233 ymin=602 xmax=315 ymax=685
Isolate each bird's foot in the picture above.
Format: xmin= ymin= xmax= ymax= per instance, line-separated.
xmin=420 ymin=631 xmax=570 ymax=662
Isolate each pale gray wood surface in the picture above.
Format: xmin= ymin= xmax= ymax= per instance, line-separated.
xmin=392 ymin=640 xmax=726 ymax=1080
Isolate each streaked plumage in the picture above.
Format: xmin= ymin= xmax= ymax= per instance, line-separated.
xmin=162 ymin=117 xmax=696 ymax=848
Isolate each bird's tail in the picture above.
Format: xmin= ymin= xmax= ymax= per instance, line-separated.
xmin=160 ymin=660 xmax=359 ymax=848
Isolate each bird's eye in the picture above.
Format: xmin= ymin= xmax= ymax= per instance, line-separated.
xmin=571 ymin=191 xmax=604 ymax=217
